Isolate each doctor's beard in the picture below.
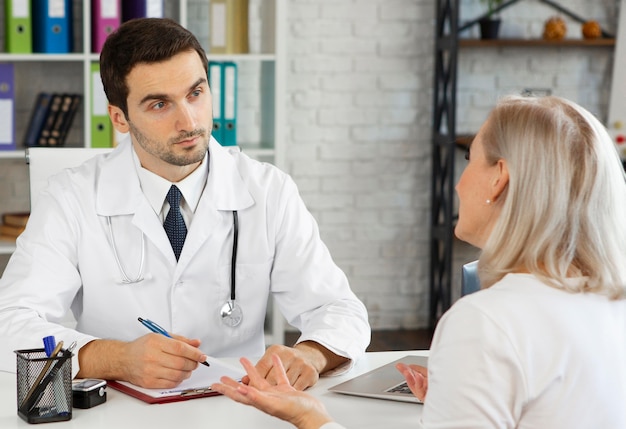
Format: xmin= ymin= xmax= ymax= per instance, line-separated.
xmin=128 ymin=121 xmax=209 ymax=167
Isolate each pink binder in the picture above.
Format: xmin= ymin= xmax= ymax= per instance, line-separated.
xmin=91 ymin=0 xmax=121 ymax=53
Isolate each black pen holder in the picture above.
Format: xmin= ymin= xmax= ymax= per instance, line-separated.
xmin=15 ymin=348 xmax=72 ymax=424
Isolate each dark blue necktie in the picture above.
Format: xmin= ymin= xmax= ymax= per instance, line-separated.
xmin=164 ymin=185 xmax=187 ymax=261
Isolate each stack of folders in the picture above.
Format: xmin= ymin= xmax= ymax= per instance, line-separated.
xmin=5 ymin=0 xmax=73 ymax=53
xmin=5 ymin=0 xmax=164 ymax=55
xmin=208 ymin=61 xmax=238 ymax=147
xmin=23 ymin=92 xmax=82 ymax=148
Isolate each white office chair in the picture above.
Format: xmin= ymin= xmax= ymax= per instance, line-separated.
xmin=26 ymin=147 xmax=113 ymax=209
xmin=26 ymin=147 xmax=113 ymax=327
xmin=461 ymin=260 xmax=481 ymax=296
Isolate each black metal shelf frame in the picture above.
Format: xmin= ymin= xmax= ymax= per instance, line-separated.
xmin=428 ymin=0 xmax=612 ymax=327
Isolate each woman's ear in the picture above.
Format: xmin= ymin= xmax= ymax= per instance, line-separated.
xmin=491 ymin=158 xmax=509 ymax=202
xmin=108 ymin=105 xmax=130 ymax=133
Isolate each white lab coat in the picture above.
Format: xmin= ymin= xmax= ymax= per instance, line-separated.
xmin=0 ymin=138 xmax=370 ymax=375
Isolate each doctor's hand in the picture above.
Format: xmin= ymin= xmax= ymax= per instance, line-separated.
xmin=396 ymin=362 xmax=428 ymax=402
xmin=246 ymin=341 xmax=349 ymax=391
xmin=212 ymin=354 xmax=334 ymax=429
xmin=77 ymin=335 xmax=208 ymax=389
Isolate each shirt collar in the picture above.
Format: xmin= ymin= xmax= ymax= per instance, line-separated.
xmin=134 ymin=148 xmax=209 ymax=218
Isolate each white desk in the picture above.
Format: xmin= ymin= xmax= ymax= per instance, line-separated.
xmin=0 ymin=351 xmax=427 ymax=428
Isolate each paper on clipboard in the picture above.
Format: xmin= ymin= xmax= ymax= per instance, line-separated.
xmin=107 ymin=356 xmax=245 ymax=404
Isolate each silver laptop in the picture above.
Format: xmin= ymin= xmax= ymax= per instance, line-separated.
xmin=328 ymin=355 xmax=428 ymax=403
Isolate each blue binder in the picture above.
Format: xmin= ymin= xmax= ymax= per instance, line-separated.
xmin=222 ymin=62 xmax=237 ymax=147
xmin=0 ymin=64 xmax=15 ymax=151
xmin=208 ymin=61 xmax=224 ymax=144
xmin=32 ymin=0 xmax=72 ymax=53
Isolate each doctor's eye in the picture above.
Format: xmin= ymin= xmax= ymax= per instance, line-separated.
xmin=464 ymin=147 xmax=470 ymax=161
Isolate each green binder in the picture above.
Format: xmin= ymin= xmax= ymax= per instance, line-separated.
xmin=90 ymin=62 xmax=113 ymax=148
xmin=5 ymin=0 xmax=32 ymax=53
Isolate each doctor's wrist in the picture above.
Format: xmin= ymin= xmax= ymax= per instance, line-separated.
xmin=76 ymin=339 xmax=128 ymax=381
xmin=294 ymin=341 xmax=349 ymax=375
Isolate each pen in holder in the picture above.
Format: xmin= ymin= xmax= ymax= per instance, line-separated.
xmin=15 ymin=346 xmax=73 ymax=424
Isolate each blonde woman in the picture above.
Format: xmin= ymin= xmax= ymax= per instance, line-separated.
xmin=213 ymin=95 xmax=626 ymax=428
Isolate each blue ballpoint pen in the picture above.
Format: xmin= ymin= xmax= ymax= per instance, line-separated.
xmin=137 ymin=317 xmax=210 ymax=367
xmin=138 ymin=317 xmax=172 ymax=337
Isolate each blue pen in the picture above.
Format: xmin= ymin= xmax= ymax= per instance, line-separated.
xmin=138 ymin=317 xmax=172 ymax=338
xmin=137 ymin=317 xmax=209 ymax=367
xmin=43 ymin=335 xmax=57 ymax=357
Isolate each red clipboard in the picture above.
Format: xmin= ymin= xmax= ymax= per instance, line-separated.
xmin=106 ymin=357 xmax=245 ymax=404
xmin=107 ymin=380 xmax=220 ymax=404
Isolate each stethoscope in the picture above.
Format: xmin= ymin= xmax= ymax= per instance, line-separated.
xmin=106 ymin=210 xmax=243 ymax=327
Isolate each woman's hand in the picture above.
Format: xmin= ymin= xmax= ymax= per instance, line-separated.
xmin=396 ymin=363 xmax=428 ymax=402
xmin=211 ymin=354 xmax=334 ymax=429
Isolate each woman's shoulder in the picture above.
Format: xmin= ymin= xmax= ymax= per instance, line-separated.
xmin=443 ymin=274 xmax=554 ymax=326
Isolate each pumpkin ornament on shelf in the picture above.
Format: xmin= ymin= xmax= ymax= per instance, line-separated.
xmin=543 ymin=16 xmax=567 ymax=40
xmin=582 ymin=20 xmax=602 ymax=39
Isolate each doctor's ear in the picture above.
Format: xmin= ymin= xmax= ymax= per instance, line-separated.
xmin=109 ymin=105 xmax=130 ymax=133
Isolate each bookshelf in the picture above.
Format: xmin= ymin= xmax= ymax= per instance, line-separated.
xmin=458 ymin=38 xmax=616 ymax=47
xmin=0 ymin=0 xmax=286 ymax=344
xmin=430 ymin=0 xmax=616 ymax=326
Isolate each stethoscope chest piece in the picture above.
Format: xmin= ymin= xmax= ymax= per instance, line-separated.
xmin=220 ymin=299 xmax=243 ymax=327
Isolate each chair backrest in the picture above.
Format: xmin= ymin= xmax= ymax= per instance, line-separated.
xmin=26 ymin=147 xmax=113 ymax=209
xmin=25 ymin=147 xmax=112 ymax=328
xmin=461 ymin=260 xmax=481 ymax=296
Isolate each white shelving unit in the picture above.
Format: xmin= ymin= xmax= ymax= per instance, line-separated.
xmin=0 ymin=0 xmax=286 ymax=344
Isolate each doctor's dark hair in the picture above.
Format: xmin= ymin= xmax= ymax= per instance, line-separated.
xmin=99 ymin=17 xmax=208 ymax=119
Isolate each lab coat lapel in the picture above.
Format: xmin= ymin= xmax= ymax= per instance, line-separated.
xmin=94 ymin=138 xmax=256 ymax=269
xmin=95 ymin=139 xmax=174 ymax=262
xmin=177 ymin=140 xmax=254 ymax=267
xmin=205 ymin=139 xmax=255 ymax=211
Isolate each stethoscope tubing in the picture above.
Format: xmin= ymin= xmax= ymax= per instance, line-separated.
xmin=107 ymin=210 xmax=241 ymax=325
xmin=106 ymin=216 xmax=145 ymax=284
xmin=230 ymin=211 xmax=238 ymax=301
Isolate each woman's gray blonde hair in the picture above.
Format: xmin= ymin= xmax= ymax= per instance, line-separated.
xmin=478 ymin=95 xmax=626 ymax=299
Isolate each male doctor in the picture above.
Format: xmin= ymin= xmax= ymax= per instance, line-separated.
xmin=0 ymin=18 xmax=370 ymax=390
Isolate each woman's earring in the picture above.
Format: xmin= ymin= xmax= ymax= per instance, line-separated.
xmin=486 ymin=199 xmax=491 ymax=205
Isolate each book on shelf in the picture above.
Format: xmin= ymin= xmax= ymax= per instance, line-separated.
xmin=48 ymin=93 xmax=81 ymax=146
xmin=0 ymin=223 xmax=25 ymax=239
xmin=2 ymin=212 xmax=30 ymax=228
xmin=56 ymin=94 xmax=82 ymax=146
xmin=23 ymin=92 xmax=81 ymax=147
xmin=23 ymin=93 xmax=53 ymax=147
xmin=47 ymin=94 xmax=74 ymax=146
xmin=37 ymin=93 xmax=63 ymax=146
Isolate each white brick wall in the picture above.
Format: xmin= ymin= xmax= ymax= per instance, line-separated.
xmin=284 ymin=0 xmax=617 ymax=330
xmin=286 ymin=0 xmax=436 ymax=329
xmin=0 ymin=0 xmax=618 ymax=331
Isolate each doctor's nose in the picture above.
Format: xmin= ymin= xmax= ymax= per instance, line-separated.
xmin=176 ymin=104 xmax=198 ymax=132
